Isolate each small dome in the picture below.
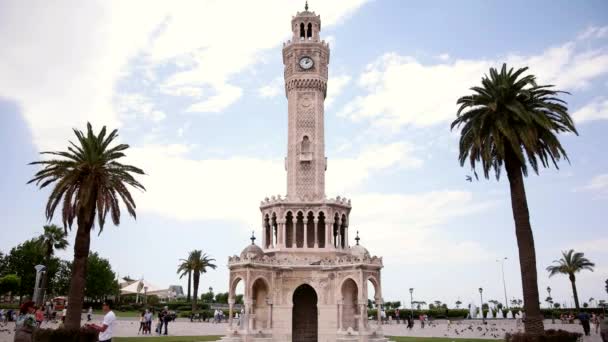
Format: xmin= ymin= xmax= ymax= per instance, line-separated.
xmin=350 ymin=245 xmax=370 ymax=259
xmin=240 ymin=244 xmax=264 ymax=259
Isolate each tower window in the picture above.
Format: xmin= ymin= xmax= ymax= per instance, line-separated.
xmin=307 ymin=23 xmax=312 ymax=39
xmin=299 ymin=136 xmax=312 ymax=162
xmin=300 ymin=23 xmax=305 ymax=39
xmin=301 ymin=136 xmax=311 ymax=153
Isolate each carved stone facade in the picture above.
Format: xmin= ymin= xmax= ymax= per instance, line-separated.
xmin=219 ymin=6 xmax=390 ymax=342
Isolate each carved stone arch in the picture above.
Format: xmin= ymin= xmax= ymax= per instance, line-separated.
xmin=366 ymin=275 xmax=382 ymax=301
xmin=229 ymin=275 xmax=245 ymax=299
xmin=339 ymin=276 xmax=360 ymax=331
xmin=338 ymin=276 xmax=361 ymax=298
xmin=251 ymin=275 xmax=271 ymax=330
xmin=285 ymin=211 xmax=295 ymax=248
xmin=295 ymin=211 xmax=305 ymax=248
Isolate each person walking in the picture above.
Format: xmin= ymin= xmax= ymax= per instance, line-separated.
xmin=144 ymin=309 xmax=153 ymax=335
xmin=137 ymin=311 xmax=145 ymax=335
xmin=86 ymin=300 xmax=116 ymax=342
xmin=161 ymin=306 xmax=170 ymax=335
xmin=579 ymin=311 xmax=591 ymax=336
xmin=87 ymin=306 xmax=93 ymax=322
xmin=14 ymin=301 xmax=36 ymax=342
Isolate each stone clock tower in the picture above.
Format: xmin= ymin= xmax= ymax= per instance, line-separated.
xmin=219 ymin=4 xmax=391 ymax=342
xmin=283 ymin=7 xmax=330 ymax=201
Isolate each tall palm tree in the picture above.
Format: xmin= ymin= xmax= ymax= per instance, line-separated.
xmin=28 ymin=123 xmax=145 ymax=328
xmin=177 ymin=254 xmax=194 ymax=302
xmin=451 ymin=64 xmax=577 ymax=334
xmin=189 ymin=250 xmax=216 ymax=311
xmin=36 ymin=224 xmax=69 ymax=304
xmin=546 ymin=249 xmax=595 ymax=309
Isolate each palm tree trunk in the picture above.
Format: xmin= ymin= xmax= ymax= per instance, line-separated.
xmin=569 ymin=274 xmax=580 ymax=309
xmin=505 ymin=152 xmax=544 ymax=334
xmin=187 ymin=271 xmax=191 ymax=302
xmin=64 ymin=206 xmax=95 ymax=329
xmin=192 ymin=272 xmax=199 ymax=312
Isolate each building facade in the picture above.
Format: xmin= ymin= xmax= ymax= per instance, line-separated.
xmin=220 ymin=5 xmax=390 ymax=342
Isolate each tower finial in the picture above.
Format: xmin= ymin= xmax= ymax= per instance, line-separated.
xmin=355 ymin=231 xmax=360 ymax=245
xmin=305 ymin=1 xmax=309 ymax=11
xmin=250 ymin=230 xmax=256 ymax=245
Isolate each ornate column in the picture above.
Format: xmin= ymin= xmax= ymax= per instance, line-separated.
xmin=337 ymin=300 xmax=343 ymax=331
xmin=325 ymin=222 xmax=331 ymax=249
xmin=376 ymin=299 xmax=383 ymax=328
xmin=267 ymin=300 xmax=273 ymax=329
xmin=313 ymin=218 xmax=319 ymax=248
xmin=345 ymin=226 xmax=349 ymax=248
xmin=304 ymin=215 xmax=309 ymax=248
xmin=292 ymin=222 xmax=297 ymax=248
xmin=228 ymin=298 xmax=235 ymax=329
xmin=262 ymin=217 xmax=267 ymax=249
xmin=359 ymin=301 xmax=367 ymax=331
xmin=278 ymin=219 xmax=285 ymax=248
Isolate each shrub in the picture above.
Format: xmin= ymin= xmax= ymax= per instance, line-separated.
xmin=33 ymin=327 xmax=98 ymax=342
xmin=505 ymin=329 xmax=582 ymax=342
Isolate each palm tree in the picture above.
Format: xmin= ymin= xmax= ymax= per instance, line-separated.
xmin=177 ymin=254 xmax=194 ymax=302
xmin=189 ymin=250 xmax=217 ymax=311
xmin=28 ymin=123 xmax=145 ymax=328
xmin=36 ymin=224 xmax=69 ymax=303
xmin=451 ymin=64 xmax=577 ymax=334
xmin=546 ymin=249 xmax=595 ymax=309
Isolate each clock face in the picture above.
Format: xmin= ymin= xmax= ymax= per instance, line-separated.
xmin=299 ymin=56 xmax=314 ymax=70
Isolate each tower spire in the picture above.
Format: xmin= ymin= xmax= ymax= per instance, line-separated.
xmin=355 ymin=231 xmax=360 ymax=245
xmin=250 ymin=230 xmax=256 ymax=245
xmin=305 ymin=1 xmax=309 ymax=11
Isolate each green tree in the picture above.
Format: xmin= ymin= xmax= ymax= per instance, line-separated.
xmin=215 ymin=292 xmax=229 ymax=304
xmin=455 ymin=300 xmax=462 ymax=309
xmin=188 ymin=250 xmax=217 ymax=311
xmin=451 ymin=64 xmax=577 ymax=334
xmin=36 ymin=224 xmax=69 ymax=304
xmin=546 ymin=249 xmax=595 ymax=309
xmin=5 ymin=239 xmax=59 ymax=301
xmin=0 ymin=274 xmax=21 ymax=295
xmin=177 ymin=255 xmax=194 ymax=302
xmin=51 ymin=260 xmax=72 ymax=296
xmin=85 ymin=252 xmax=119 ymax=300
xmin=28 ymin=123 xmax=145 ymax=329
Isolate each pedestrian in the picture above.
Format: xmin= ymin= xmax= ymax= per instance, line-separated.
xmin=0 ymin=308 xmax=5 ymax=323
xmin=86 ymin=300 xmax=116 ymax=342
xmin=87 ymin=306 xmax=93 ymax=322
xmin=407 ymin=315 xmax=413 ymax=329
xmin=161 ymin=306 xmax=170 ymax=335
xmin=138 ymin=311 xmax=145 ymax=335
xmin=34 ymin=307 xmax=44 ymax=327
xmin=395 ymin=309 xmax=400 ymax=324
xmin=14 ymin=301 xmax=37 ymax=342
xmin=144 ymin=309 xmax=153 ymax=335
xmin=419 ymin=314 xmax=425 ymax=328
xmin=380 ymin=308 xmax=386 ymax=324
xmin=578 ymin=311 xmax=591 ymax=336
xmin=593 ymin=313 xmax=603 ymax=335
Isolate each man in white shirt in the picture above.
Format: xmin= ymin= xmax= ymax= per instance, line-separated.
xmin=87 ymin=300 xmax=116 ymax=342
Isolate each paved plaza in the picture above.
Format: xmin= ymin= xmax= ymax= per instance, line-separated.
xmin=0 ymin=317 xmax=602 ymax=342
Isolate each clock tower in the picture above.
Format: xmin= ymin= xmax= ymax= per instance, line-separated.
xmin=283 ymin=6 xmax=330 ymax=201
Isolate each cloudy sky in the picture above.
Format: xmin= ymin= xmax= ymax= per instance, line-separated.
xmin=1 ymin=0 xmax=607 ymax=308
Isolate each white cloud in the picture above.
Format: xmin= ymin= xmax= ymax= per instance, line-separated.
xmin=579 ymin=173 xmax=608 ymax=195
xmin=578 ymin=25 xmax=608 ymax=40
xmin=437 ymin=53 xmax=450 ymax=61
xmin=258 ymin=77 xmax=283 ymax=99
xmin=573 ymin=97 xmax=608 ymax=123
xmin=116 ymin=93 xmax=166 ymax=122
xmin=129 ymin=141 xmax=421 ymax=224
xmin=339 ymin=36 xmax=608 ymax=131
xmin=352 ymin=191 xmax=496 ymax=264
xmin=325 ymin=74 xmax=352 ymax=107
xmin=0 ymin=0 xmax=369 ymax=151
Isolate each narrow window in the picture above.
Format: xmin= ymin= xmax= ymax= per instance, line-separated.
xmin=307 ymin=23 xmax=312 ymax=39
xmin=300 ymin=23 xmax=305 ymax=38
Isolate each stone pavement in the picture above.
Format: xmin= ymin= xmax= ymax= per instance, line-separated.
xmin=0 ymin=317 xmax=603 ymax=341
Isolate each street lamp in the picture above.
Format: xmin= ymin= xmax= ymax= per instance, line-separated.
xmin=409 ymin=288 xmax=414 ymax=318
xmin=496 ymin=257 xmax=509 ymax=309
xmin=479 ymin=287 xmax=485 ymax=324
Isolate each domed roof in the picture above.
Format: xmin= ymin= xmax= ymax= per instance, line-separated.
xmin=350 ymin=231 xmax=370 ymax=258
xmin=240 ymin=232 xmax=264 ymax=259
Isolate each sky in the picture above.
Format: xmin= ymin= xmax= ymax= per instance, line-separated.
xmin=1 ymin=0 xmax=607 ymax=309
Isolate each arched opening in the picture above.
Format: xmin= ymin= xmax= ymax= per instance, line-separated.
xmin=286 ymin=212 xmax=294 ymax=248
xmin=307 ymin=23 xmax=312 ymax=39
xmin=300 ymin=23 xmax=305 ymax=39
xmin=296 ymin=211 xmax=305 ymax=248
xmin=317 ymin=212 xmax=326 ymax=248
xmin=333 ymin=213 xmax=339 ymax=248
xmin=252 ymin=278 xmax=270 ymax=330
xmin=340 ymin=214 xmax=347 ymax=248
xmin=271 ymin=213 xmax=278 ymax=247
xmin=341 ymin=278 xmax=359 ymax=331
xmin=367 ymin=278 xmax=379 ymax=327
xmin=301 ymin=136 xmax=311 ymax=153
xmin=264 ymin=214 xmax=271 ymax=248
xmin=230 ymin=278 xmax=245 ymax=327
xmin=292 ymin=284 xmax=318 ymax=342
xmin=306 ymin=211 xmax=315 ymax=248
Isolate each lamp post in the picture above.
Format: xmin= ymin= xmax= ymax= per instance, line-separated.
xmin=479 ymin=287 xmax=485 ymax=324
xmin=547 ymin=286 xmax=554 ymax=324
xmin=496 ymin=257 xmax=509 ymax=309
xmin=409 ymin=288 xmax=414 ymax=318
xmin=144 ymin=286 xmax=148 ymax=307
